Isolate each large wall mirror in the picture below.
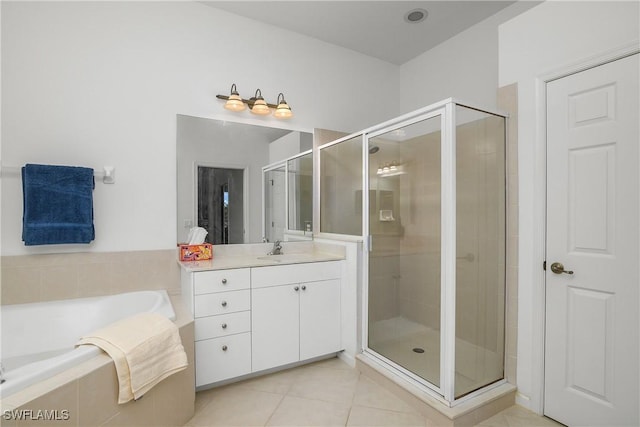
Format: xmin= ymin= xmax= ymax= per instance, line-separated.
xmin=176 ymin=114 xmax=312 ymax=244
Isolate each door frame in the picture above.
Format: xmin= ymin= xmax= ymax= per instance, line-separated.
xmin=193 ymin=161 xmax=250 ymax=243
xmin=529 ymin=42 xmax=640 ymax=415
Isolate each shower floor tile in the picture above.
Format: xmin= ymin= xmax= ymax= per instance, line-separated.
xmin=369 ymin=316 xmax=504 ymax=397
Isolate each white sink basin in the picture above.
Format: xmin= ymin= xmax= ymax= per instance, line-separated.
xmin=256 ymin=253 xmax=317 ymax=263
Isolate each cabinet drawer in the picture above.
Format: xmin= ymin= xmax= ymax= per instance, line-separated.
xmin=194 ymin=268 xmax=250 ymax=294
xmin=194 ymin=290 xmax=250 ymax=317
xmin=251 ymin=261 xmax=342 ymax=289
xmin=195 ymin=333 xmax=251 ymax=386
xmin=195 ymin=311 xmax=251 ymax=341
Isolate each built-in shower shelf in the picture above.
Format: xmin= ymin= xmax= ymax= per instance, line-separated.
xmin=356 ymin=353 xmax=516 ymax=427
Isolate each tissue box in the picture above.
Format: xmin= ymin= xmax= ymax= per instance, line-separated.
xmin=179 ymin=243 xmax=213 ymax=262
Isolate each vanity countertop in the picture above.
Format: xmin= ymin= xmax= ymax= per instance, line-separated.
xmin=178 ymin=242 xmax=345 ymax=272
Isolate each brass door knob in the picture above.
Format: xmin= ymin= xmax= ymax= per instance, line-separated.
xmin=550 ymin=262 xmax=574 ymax=275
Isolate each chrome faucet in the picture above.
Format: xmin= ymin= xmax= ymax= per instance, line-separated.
xmin=268 ymin=240 xmax=283 ymax=255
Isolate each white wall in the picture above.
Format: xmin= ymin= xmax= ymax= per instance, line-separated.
xmin=498 ymin=0 xmax=639 ymax=413
xmin=398 ymin=1 xmax=539 ymax=113
xmin=0 ymin=1 xmax=398 ymax=255
xmin=269 ymin=132 xmax=302 ymax=164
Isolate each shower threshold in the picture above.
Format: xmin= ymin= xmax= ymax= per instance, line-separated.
xmin=356 ymin=352 xmax=515 ymax=427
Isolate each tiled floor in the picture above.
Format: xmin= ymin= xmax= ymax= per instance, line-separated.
xmin=185 ymin=357 xmax=563 ymax=427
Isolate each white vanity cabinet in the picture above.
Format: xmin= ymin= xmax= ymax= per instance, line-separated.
xmin=251 ymin=261 xmax=342 ymax=373
xmin=181 ymin=259 xmax=343 ymax=388
xmin=182 ymin=268 xmax=252 ymax=387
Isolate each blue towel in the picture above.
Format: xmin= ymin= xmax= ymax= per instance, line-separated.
xmin=22 ymin=164 xmax=95 ymax=245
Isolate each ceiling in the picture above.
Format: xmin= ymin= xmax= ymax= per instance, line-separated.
xmin=201 ymin=1 xmax=522 ymax=65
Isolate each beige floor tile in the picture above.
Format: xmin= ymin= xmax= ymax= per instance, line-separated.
xmin=288 ymin=364 xmax=360 ymax=404
xmin=187 ymin=387 xmax=283 ymax=426
xmin=347 ymin=405 xmax=427 ymax=427
xmin=352 ymin=375 xmax=418 ymax=414
xmin=266 ymin=395 xmax=351 ymax=426
xmin=303 ymin=357 xmax=354 ymax=370
xmin=233 ymin=368 xmax=303 ymax=395
xmin=476 ymin=405 xmax=565 ymax=427
xmin=296 ymin=362 xmax=361 ymax=382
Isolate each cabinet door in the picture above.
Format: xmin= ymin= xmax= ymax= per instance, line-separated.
xmin=299 ymin=279 xmax=341 ymax=360
xmin=252 ymin=285 xmax=299 ymax=372
xmin=195 ymin=332 xmax=251 ymax=387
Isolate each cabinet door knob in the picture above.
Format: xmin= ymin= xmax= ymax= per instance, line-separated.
xmin=294 ymin=286 xmax=299 ymax=291
xmin=221 ymin=301 xmax=227 ymax=307
xmin=301 ymin=285 xmax=307 ymax=290
xmin=222 ymin=345 xmax=228 ymax=351
xmin=221 ymin=278 xmax=228 ymax=284
xmin=221 ymin=323 xmax=227 ymax=329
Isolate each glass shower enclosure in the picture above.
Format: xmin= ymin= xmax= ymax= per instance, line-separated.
xmin=320 ymin=98 xmax=507 ymax=405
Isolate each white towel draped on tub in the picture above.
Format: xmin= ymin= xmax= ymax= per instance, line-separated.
xmin=77 ymin=312 xmax=188 ymax=404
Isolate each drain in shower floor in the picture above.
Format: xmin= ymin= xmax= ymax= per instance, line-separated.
xmin=412 ymin=348 xmax=425 ymax=353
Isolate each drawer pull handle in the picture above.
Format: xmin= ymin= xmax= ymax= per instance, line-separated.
xmin=222 ymin=345 xmax=228 ymax=351
xmin=221 ymin=278 xmax=227 ymax=284
xmin=301 ymin=285 xmax=307 ymax=290
xmin=221 ymin=323 xmax=227 ymax=329
xmin=294 ymin=286 xmax=299 ymax=291
xmin=221 ymin=301 xmax=227 ymax=307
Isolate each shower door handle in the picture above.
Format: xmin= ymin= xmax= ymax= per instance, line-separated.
xmin=550 ymin=262 xmax=573 ymax=275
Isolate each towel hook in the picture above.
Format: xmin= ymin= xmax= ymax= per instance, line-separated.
xmin=102 ymin=166 xmax=115 ymax=184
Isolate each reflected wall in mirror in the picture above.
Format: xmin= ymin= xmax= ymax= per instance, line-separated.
xmin=177 ymin=114 xmax=312 ymax=244
xmin=288 ymin=151 xmax=313 ymax=234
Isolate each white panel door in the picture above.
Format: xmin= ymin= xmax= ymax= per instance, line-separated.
xmin=545 ymin=54 xmax=639 ymax=426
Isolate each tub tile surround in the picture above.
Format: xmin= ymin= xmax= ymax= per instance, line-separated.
xmin=1 ymin=250 xmax=181 ymax=305
xmin=0 ymin=295 xmax=195 ymax=427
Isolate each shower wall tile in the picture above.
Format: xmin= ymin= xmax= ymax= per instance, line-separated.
xmin=1 ymin=249 xmax=180 ymax=305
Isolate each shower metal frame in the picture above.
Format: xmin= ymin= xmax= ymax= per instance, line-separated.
xmin=317 ymin=98 xmax=509 ymax=407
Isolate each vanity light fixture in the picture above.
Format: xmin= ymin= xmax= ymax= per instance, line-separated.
xmin=222 ymin=84 xmax=246 ymax=112
xmin=216 ymin=84 xmax=294 ymax=119
xmin=273 ymin=93 xmax=293 ymax=119
xmin=250 ymin=89 xmax=270 ymax=116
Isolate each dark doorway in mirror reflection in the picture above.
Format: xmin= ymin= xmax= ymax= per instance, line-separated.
xmin=197 ymin=166 xmax=244 ymax=244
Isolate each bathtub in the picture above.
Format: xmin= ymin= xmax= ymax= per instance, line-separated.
xmin=0 ymin=290 xmax=176 ymax=398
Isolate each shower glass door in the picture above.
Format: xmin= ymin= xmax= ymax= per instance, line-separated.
xmin=367 ymin=114 xmax=443 ymax=390
xmin=454 ymin=105 xmax=506 ymax=398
